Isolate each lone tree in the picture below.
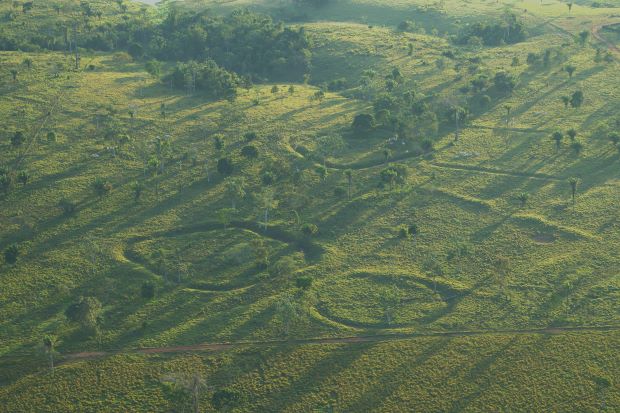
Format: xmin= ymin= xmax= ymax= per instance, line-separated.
xmin=225 ymin=177 xmax=246 ymax=209
xmin=11 ymin=131 xmax=25 ymax=147
xmin=552 ymin=131 xmax=564 ymax=151
xmin=64 ymin=296 xmax=103 ymax=336
xmin=217 ymin=157 xmax=234 ymax=176
xmin=578 ymin=30 xmax=589 ymax=46
xmin=4 ymin=244 xmax=19 ymax=265
xmin=42 ymin=335 xmax=58 ymax=375
xmin=568 ymin=177 xmax=579 ymax=206
xmin=518 ymin=192 xmax=529 ymax=207
xmin=570 ymin=90 xmax=584 ymax=108
xmin=345 ymin=169 xmax=353 ymax=199
xmin=566 ymin=128 xmax=577 ymax=141
xmin=93 ymin=178 xmax=112 ymax=198
xmin=571 ymin=141 xmax=584 ymax=156
xmin=379 ymin=286 xmax=401 ymax=325
xmin=564 ymin=65 xmax=576 ymax=79
xmin=561 ymin=95 xmax=570 ymax=108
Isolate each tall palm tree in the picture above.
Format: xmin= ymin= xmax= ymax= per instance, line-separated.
xmin=345 ymin=169 xmax=353 ymax=200
xmin=42 ymin=335 xmax=58 ymax=375
xmin=225 ymin=177 xmax=246 ymax=209
xmin=258 ymin=188 xmax=278 ymax=230
xmin=552 ymin=131 xmax=563 ymax=151
xmin=568 ymin=177 xmax=579 ymax=207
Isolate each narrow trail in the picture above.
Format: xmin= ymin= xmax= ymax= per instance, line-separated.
xmin=592 ymin=23 xmax=620 ymax=56
xmin=62 ymin=324 xmax=620 ymax=363
xmin=430 ymin=162 xmax=562 ymax=181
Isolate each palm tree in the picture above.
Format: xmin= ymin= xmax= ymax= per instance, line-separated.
xmin=258 ymin=188 xmax=278 ymax=230
xmin=566 ymin=128 xmax=577 ymax=141
xmin=504 ymin=104 xmax=512 ymax=124
xmin=10 ymin=69 xmax=18 ymax=82
xmin=552 ymin=131 xmax=563 ymax=151
xmin=568 ymin=177 xmax=579 ymax=206
xmin=564 ymin=65 xmax=576 ymax=79
xmin=345 ymin=169 xmax=353 ymax=200
xmin=571 ymin=141 xmax=583 ymax=156
xmin=225 ymin=177 xmax=246 ymax=209
xmin=518 ymin=192 xmax=529 ymax=207
xmin=42 ymin=335 xmax=58 ymax=375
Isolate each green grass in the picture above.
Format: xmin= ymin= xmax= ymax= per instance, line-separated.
xmin=0 ymin=0 xmax=619 ymax=410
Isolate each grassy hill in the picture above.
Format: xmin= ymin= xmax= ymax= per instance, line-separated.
xmin=0 ymin=0 xmax=619 ymax=411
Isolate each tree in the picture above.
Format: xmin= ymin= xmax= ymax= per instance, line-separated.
xmin=241 ymin=144 xmax=258 ymax=158
xmin=145 ymin=60 xmax=161 ymax=78
xmin=494 ymin=256 xmax=509 ymax=291
xmin=315 ymin=165 xmax=327 ymax=181
xmin=552 ymin=131 xmax=563 ymax=151
xmin=59 ymin=198 xmax=77 ymax=215
xmin=518 ymin=192 xmax=529 ymax=207
xmin=568 ymin=177 xmax=579 ymax=206
xmin=315 ymin=134 xmax=345 ymax=167
xmin=10 ymin=69 xmax=18 ymax=82
xmin=11 ymin=131 xmax=25 ymax=147
xmin=141 ymin=281 xmax=155 ymax=299
xmin=564 ymin=65 xmax=576 ymax=79
xmin=608 ymin=132 xmax=620 ymax=146
xmin=17 ymin=171 xmax=29 ymax=186
xmin=570 ymin=90 xmax=584 ymax=108
xmin=275 ymin=294 xmax=300 ymax=335
xmin=561 ymin=95 xmax=570 ymax=108
xmin=571 ymin=141 xmax=584 ymax=156
xmin=383 ymin=148 xmax=391 ymax=164
xmin=271 ymin=85 xmax=279 ymax=95
xmin=578 ymin=30 xmax=589 ymax=46
xmin=258 ymin=188 xmax=278 ymax=229
xmin=493 ymin=71 xmax=516 ymax=94
xmin=64 ymin=296 xmax=103 ymax=335
xmin=566 ymin=128 xmax=577 ymax=141
xmin=225 ymin=177 xmax=246 ymax=209
xmin=567 ymin=2 xmax=573 ymax=14
xmin=132 ymin=181 xmax=144 ymax=202
xmin=93 ymin=178 xmax=112 ymax=198
xmin=301 ymin=223 xmax=318 ymax=236
xmin=4 ymin=244 xmax=19 ymax=265
xmin=42 ymin=335 xmax=58 ymax=375
xmin=217 ymin=157 xmax=234 ymax=176
xmin=352 ymin=113 xmax=375 ymax=134
xmin=379 ymin=286 xmax=400 ymax=325
xmin=345 ymin=169 xmax=353 ymax=199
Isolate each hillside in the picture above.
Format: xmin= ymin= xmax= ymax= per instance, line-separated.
xmin=0 ymin=0 xmax=619 ymax=411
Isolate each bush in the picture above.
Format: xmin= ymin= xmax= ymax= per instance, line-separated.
xmin=244 ymin=132 xmax=258 ymax=142
xmin=301 ymin=223 xmax=318 ymax=236
xmin=241 ymin=145 xmax=259 ymax=158
xmin=4 ymin=244 xmax=19 ymax=264
xmin=296 ymin=276 xmax=313 ymax=289
xmin=217 ymin=158 xmax=234 ymax=176
xmin=93 ymin=178 xmax=112 ymax=197
xmin=352 ymin=113 xmax=375 ymax=134
xmin=141 ymin=282 xmax=155 ymax=299
xmin=59 ymin=198 xmax=77 ymax=215
xmin=261 ymin=171 xmax=276 ymax=186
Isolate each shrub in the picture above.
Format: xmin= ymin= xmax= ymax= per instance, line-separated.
xmin=241 ymin=145 xmax=259 ymax=158
xmin=244 ymin=132 xmax=258 ymax=142
xmin=93 ymin=178 xmax=112 ymax=197
xmin=4 ymin=244 xmax=19 ymax=264
xmin=352 ymin=114 xmax=375 ymax=134
xmin=59 ymin=198 xmax=77 ymax=215
xmin=296 ymin=276 xmax=313 ymax=289
xmin=301 ymin=223 xmax=318 ymax=236
xmin=141 ymin=282 xmax=155 ymax=299
xmin=217 ymin=158 xmax=234 ymax=175
xmin=261 ymin=171 xmax=276 ymax=185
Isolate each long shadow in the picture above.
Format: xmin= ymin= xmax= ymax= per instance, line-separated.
xmin=447 ymin=336 xmax=519 ymax=412
xmin=343 ymin=337 xmax=450 ymax=412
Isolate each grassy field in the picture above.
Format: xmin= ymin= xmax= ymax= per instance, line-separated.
xmin=0 ymin=0 xmax=619 ymax=411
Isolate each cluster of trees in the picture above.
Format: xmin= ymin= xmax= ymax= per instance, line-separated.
xmin=165 ymin=59 xmax=244 ymax=99
xmin=124 ymin=9 xmax=311 ymax=82
xmin=454 ymin=13 xmax=527 ymax=46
